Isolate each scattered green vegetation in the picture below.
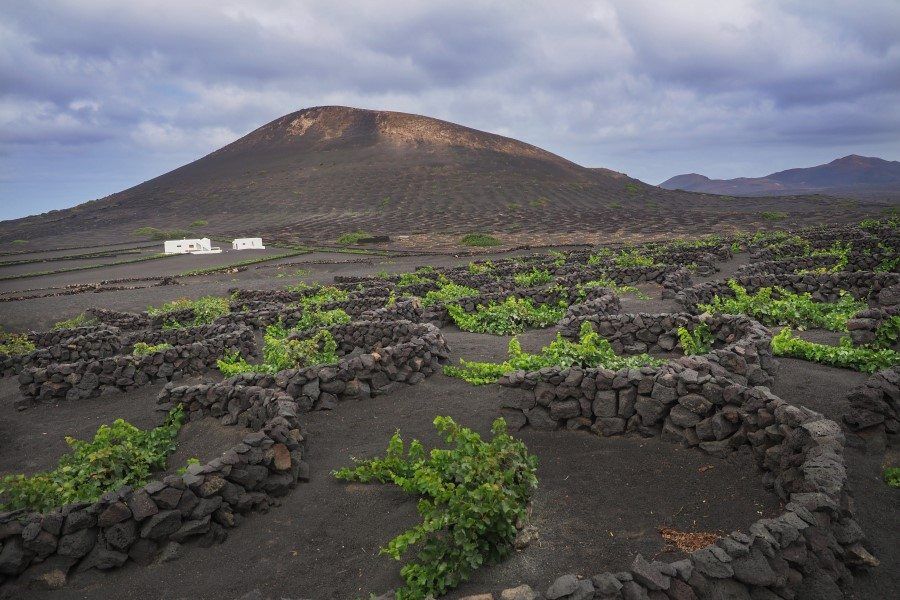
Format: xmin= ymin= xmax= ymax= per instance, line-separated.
xmin=291 ymin=285 xmax=350 ymax=309
xmin=52 ymin=312 xmax=99 ymax=330
xmin=873 ymin=316 xmax=900 ymax=350
xmin=0 ymin=328 xmax=35 ymax=356
xmin=334 ymin=416 xmax=538 ymax=599
xmin=614 ymin=249 xmax=658 ymax=268
xmin=397 ymin=272 xmax=431 ymax=288
xmin=132 ymin=342 xmax=174 ymax=356
xmin=0 ymin=407 xmax=184 ymax=512
xmin=548 ymin=250 xmax=566 ymax=267
xmin=883 ymin=466 xmax=900 ymax=489
xmin=699 ymin=280 xmax=866 ymax=332
xmin=589 ymin=247 xmax=658 ymax=268
xmin=217 ymin=325 xmax=338 ymax=376
xmin=337 ymin=231 xmax=372 ymax=245
xmin=460 ymin=233 xmax=501 ymax=247
xmin=760 ymin=211 xmax=787 ymax=221
xmin=421 ymin=282 xmax=479 ymax=307
xmin=677 ymin=323 xmax=713 ymax=355
xmin=11 ymin=239 xmax=27 ymax=245
xmin=293 ymin=308 xmax=351 ymax=332
xmin=445 ymin=322 xmax=664 ymax=385
xmin=147 ymin=295 xmax=231 ymax=329
xmin=513 ymin=268 xmax=553 ymax=287
xmin=447 ymin=297 xmax=565 ymax=335
xmin=467 ymin=260 xmax=494 ymax=275
xmin=625 ymin=183 xmax=641 ymax=194
xmin=188 ymin=219 xmax=208 ymax=228
xmin=771 ymin=329 xmax=900 ymax=373
xmin=177 ymin=457 xmax=201 ymax=476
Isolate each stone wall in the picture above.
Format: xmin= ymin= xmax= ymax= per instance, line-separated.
xmin=676 ymin=272 xmax=900 ymax=310
xmin=846 ymin=306 xmax=900 ymax=347
xmin=2 ymin=329 xmax=124 ymax=378
xmin=481 ymin=380 xmax=872 ymax=600
xmin=17 ymin=327 xmax=256 ymax=405
xmin=496 ymin=318 xmax=776 ymax=436
xmin=159 ymin=320 xmax=450 ymax=416
xmin=843 ymin=366 xmax=899 ymax=436
xmin=558 ymin=311 xmax=775 ymax=383
xmin=0 ymin=390 xmax=307 ymax=586
xmin=735 ymin=253 xmax=894 ymax=278
xmin=86 ymin=308 xmax=150 ymax=331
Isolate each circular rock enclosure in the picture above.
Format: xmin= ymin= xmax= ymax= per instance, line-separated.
xmin=0 ymin=219 xmax=896 ymax=599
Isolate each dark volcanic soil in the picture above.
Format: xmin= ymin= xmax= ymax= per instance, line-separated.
xmin=0 ymin=375 xmax=237 ymax=479
xmin=10 ymin=371 xmax=780 ymax=600
xmin=0 ymin=241 xmax=897 ymax=600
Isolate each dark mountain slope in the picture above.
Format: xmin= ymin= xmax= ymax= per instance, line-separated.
xmin=1 ymin=109 xmax=889 ymax=247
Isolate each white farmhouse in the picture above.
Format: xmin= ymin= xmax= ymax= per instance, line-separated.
xmin=232 ymin=237 xmax=265 ymax=250
xmin=163 ymin=238 xmax=222 ymax=254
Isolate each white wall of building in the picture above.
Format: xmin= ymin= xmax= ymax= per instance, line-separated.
xmin=232 ymin=237 xmax=265 ymax=250
xmin=163 ymin=238 xmax=218 ymax=254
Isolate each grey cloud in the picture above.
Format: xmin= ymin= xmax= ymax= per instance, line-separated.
xmin=1 ymin=0 xmax=899 ymax=219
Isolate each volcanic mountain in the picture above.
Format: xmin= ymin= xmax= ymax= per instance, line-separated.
xmin=660 ymin=155 xmax=900 ymax=197
xmin=0 ymin=108 xmax=890 ymax=247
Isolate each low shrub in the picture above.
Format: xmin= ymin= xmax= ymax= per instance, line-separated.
xmin=217 ymin=326 xmax=338 ymax=376
xmin=293 ymin=307 xmax=351 ymax=332
xmin=513 ymin=268 xmax=553 ymax=287
xmin=0 ymin=329 xmax=36 ymax=356
xmin=292 ymin=285 xmax=350 ymax=309
xmin=396 ymin=272 xmax=431 ymax=288
xmin=334 ymin=416 xmax=538 ymax=599
xmin=447 ymin=297 xmax=565 ymax=335
xmin=677 ymin=322 xmax=713 ymax=355
xmin=468 ymin=260 xmax=494 ymax=275
xmin=460 ymin=233 xmax=501 ymax=247
xmin=189 ymin=219 xmax=208 ymax=228
xmin=0 ymin=407 xmax=184 ymax=512
xmin=52 ymin=312 xmax=99 ymax=330
xmin=760 ymin=211 xmax=787 ymax=221
xmin=337 ymin=231 xmax=371 ymax=245
xmin=884 ymin=467 xmax=900 ymax=489
xmin=699 ymin=280 xmax=865 ymax=332
xmin=147 ymin=296 xmax=230 ymax=328
xmin=421 ymin=282 xmax=479 ymax=307
xmin=132 ymin=342 xmax=174 ymax=356
xmin=771 ymin=328 xmax=900 ymax=373
xmin=614 ymin=249 xmax=658 ymax=268
xmin=873 ymin=316 xmax=900 ymax=349
xmin=445 ymin=321 xmax=665 ymax=385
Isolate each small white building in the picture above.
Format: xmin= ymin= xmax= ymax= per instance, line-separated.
xmin=232 ymin=237 xmax=265 ymax=250
xmin=163 ymin=238 xmax=222 ymax=254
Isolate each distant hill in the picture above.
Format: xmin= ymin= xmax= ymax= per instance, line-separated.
xmin=660 ymin=155 xmax=900 ymax=196
xmin=0 ymin=109 xmax=891 ymax=247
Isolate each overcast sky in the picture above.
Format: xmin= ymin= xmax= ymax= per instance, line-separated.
xmin=2 ymin=0 xmax=899 ymax=220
